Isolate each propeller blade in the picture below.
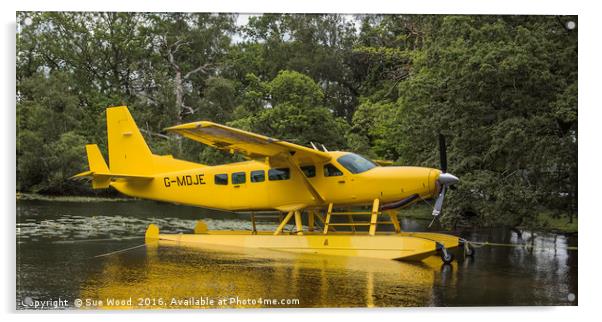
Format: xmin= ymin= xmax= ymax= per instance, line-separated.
xmin=428 ymin=215 xmax=440 ymax=229
xmin=438 ymin=133 xmax=447 ymax=173
xmin=432 ymin=185 xmax=447 ymax=217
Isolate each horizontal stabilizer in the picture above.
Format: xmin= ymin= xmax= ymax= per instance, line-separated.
xmin=72 ymin=143 xmax=154 ymax=189
xmin=70 ymin=171 xmax=153 ymax=189
xmin=71 ymin=172 xmax=154 ymax=180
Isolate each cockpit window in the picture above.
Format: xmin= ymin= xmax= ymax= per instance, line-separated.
xmin=337 ymin=153 xmax=378 ymax=174
xmin=323 ymin=163 xmax=343 ymax=177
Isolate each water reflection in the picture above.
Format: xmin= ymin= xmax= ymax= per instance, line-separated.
xmin=79 ymin=242 xmax=446 ymax=308
xmin=16 ymin=199 xmax=577 ymax=308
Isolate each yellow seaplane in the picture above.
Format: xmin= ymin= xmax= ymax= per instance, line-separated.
xmin=73 ymin=106 xmax=470 ymax=264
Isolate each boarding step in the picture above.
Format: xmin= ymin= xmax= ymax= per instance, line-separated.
xmin=323 ymin=199 xmax=401 ymax=235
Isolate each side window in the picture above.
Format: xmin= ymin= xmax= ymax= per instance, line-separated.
xmin=250 ymin=170 xmax=265 ymax=183
xmin=232 ymin=172 xmax=246 ymax=184
xmin=300 ymin=165 xmax=316 ymax=178
xmin=268 ymin=168 xmax=290 ymax=181
xmin=324 ymin=163 xmax=343 ymax=177
xmin=214 ymin=173 xmax=228 ymax=185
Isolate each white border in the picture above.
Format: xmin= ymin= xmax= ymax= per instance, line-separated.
xmin=3 ymin=1 xmax=598 ymax=322
xmin=13 ymin=0 xmax=579 ymax=15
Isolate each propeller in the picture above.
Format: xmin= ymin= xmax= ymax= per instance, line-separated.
xmin=429 ymin=133 xmax=459 ymax=227
xmin=439 ymin=133 xmax=447 ymax=173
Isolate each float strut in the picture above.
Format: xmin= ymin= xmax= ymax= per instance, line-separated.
xmin=274 ymin=211 xmax=294 ymax=235
xmin=294 ymin=210 xmax=303 ymax=235
xmin=368 ymin=199 xmax=380 ymax=236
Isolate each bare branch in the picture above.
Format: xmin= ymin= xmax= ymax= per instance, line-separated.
xmin=140 ymin=128 xmax=170 ymax=140
xmin=183 ymin=63 xmax=212 ymax=79
xmin=180 ymin=104 xmax=198 ymax=116
xmin=166 ymin=38 xmax=189 ymax=70
xmin=171 ymin=39 xmax=187 ymax=54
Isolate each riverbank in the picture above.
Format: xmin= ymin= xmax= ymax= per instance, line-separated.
xmin=17 ymin=193 xmax=577 ymax=234
xmin=397 ymin=204 xmax=578 ymax=234
xmin=16 ymin=192 xmax=135 ymax=203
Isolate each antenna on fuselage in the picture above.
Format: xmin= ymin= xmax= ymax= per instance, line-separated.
xmin=321 ymin=144 xmax=328 ymax=152
xmin=310 ymin=142 xmax=319 ymax=150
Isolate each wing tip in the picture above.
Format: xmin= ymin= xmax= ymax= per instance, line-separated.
xmin=164 ymin=121 xmax=214 ymax=132
xmin=70 ymin=171 xmax=94 ymax=180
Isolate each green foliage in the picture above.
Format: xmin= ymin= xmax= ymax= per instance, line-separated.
xmin=346 ymin=100 xmax=396 ymax=159
xmin=16 ymin=13 xmax=577 ymax=229
xmin=387 ymin=16 xmax=578 ymax=228
xmin=269 ymin=70 xmax=324 ymax=107
xmin=231 ymin=70 xmax=349 ymax=149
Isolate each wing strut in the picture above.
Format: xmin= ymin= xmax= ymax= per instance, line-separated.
xmin=285 ymin=155 xmax=325 ymax=203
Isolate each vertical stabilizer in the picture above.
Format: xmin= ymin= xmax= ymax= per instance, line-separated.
xmin=106 ymin=106 xmax=154 ymax=175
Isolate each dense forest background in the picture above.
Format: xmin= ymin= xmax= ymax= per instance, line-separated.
xmin=16 ymin=13 xmax=577 ymax=229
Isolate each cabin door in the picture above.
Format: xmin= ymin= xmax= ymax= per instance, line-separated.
xmin=230 ymin=171 xmax=251 ymax=210
xmin=320 ymin=163 xmax=352 ymax=203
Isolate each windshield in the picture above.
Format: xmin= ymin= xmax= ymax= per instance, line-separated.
xmin=337 ymin=153 xmax=378 ymax=174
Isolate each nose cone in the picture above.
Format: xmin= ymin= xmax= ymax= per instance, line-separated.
xmin=438 ymin=173 xmax=459 ymax=185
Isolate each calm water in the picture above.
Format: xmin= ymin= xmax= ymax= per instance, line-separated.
xmin=16 ymin=199 xmax=578 ymax=309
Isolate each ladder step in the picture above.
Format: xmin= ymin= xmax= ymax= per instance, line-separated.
xmin=328 ymin=223 xmax=371 ymax=226
xmin=330 ymin=212 xmax=374 ymax=215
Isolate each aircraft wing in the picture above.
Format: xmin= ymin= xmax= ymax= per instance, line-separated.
xmin=164 ymin=121 xmax=332 ymax=166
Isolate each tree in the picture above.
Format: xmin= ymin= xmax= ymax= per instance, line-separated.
xmin=231 ymin=70 xmax=349 ymax=149
xmin=16 ymin=13 xmax=578 ymax=230
xmin=387 ymin=16 xmax=578 ymax=227
xmin=234 ymin=14 xmax=360 ymax=120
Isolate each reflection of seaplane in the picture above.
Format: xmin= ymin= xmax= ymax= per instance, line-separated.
xmin=73 ymin=106 xmax=472 ymax=264
xmin=81 ymin=242 xmax=447 ymax=309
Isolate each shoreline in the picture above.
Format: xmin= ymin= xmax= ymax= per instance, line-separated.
xmin=16 ymin=192 xmax=135 ymax=203
xmin=398 ymin=204 xmax=578 ymax=235
xmin=17 ymin=192 xmax=577 ymax=234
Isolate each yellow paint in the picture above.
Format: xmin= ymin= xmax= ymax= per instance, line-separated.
xmin=78 ymin=242 xmax=442 ymax=309
xmin=145 ymin=224 xmax=159 ymax=242
xmin=193 ymin=220 xmax=208 ymax=234
xmin=368 ymin=199 xmax=380 ymax=236
xmin=148 ymin=225 xmax=454 ymax=261
xmin=73 ymin=106 xmax=460 ymax=262
xmin=399 ymin=232 xmax=461 ymax=249
xmin=74 ymin=106 xmax=442 ymax=212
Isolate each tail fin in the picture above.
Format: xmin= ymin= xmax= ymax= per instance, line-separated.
xmin=86 ymin=144 xmax=109 ymax=173
xmin=106 ymin=106 xmax=154 ymax=175
xmin=85 ymin=144 xmax=111 ymax=188
xmin=71 ymin=144 xmax=112 ymax=188
xmin=71 ymin=143 xmax=154 ymax=189
xmin=71 ymin=105 xmax=202 ymax=189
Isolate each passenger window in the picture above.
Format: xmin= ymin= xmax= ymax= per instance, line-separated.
xmin=268 ymin=168 xmax=290 ymax=181
xmin=300 ymin=165 xmax=316 ymax=178
xmin=232 ymin=172 xmax=246 ymax=184
xmin=250 ymin=170 xmax=265 ymax=183
xmin=324 ymin=163 xmax=343 ymax=177
xmin=214 ymin=173 xmax=228 ymax=185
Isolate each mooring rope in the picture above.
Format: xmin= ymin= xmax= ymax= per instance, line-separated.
xmin=92 ymin=243 xmax=147 ymax=258
xmin=461 ymin=238 xmax=578 ymax=251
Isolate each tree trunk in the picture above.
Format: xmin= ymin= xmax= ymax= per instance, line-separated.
xmin=173 ymin=69 xmax=184 ymax=156
xmin=174 ymin=69 xmax=184 ymax=123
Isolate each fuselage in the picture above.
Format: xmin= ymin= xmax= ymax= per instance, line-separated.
xmin=111 ymin=151 xmax=441 ymax=211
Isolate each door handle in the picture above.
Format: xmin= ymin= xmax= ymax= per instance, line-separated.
xmin=234 ymin=185 xmax=240 ymax=188
xmin=338 ymin=180 xmax=346 ymax=184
